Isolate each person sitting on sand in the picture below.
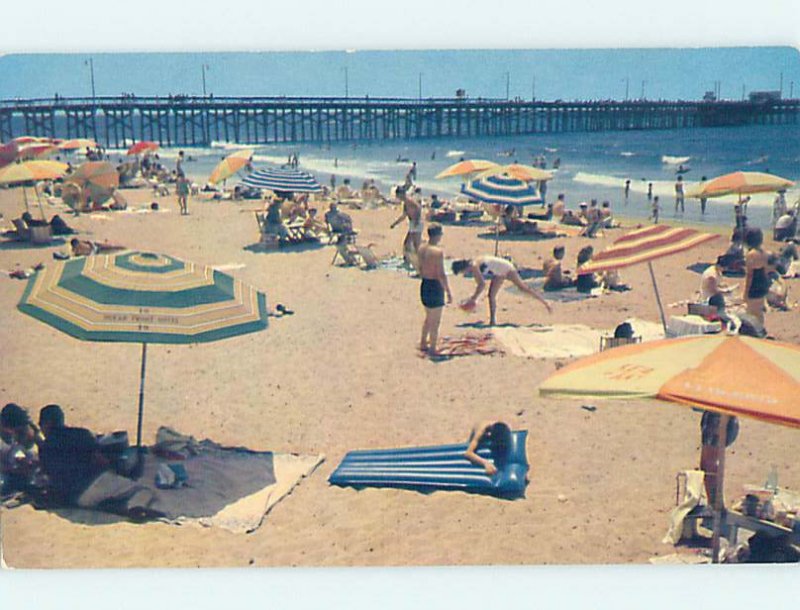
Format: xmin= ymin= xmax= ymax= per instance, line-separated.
xmin=601 ymin=269 xmax=630 ymax=292
xmin=36 ymin=405 xmax=163 ymax=520
xmin=717 ymin=230 xmax=746 ymax=275
xmin=464 ymin=421 xmax=512 ymax=476
xmin=417 ymin=223 xmax=453 ymax=356
xmin=48 ymin=215 xmax=76 ymax=236
xmin=560 ymin=209 xmax=586 ymax=227
xmin=575 ymin=246 xmax=600 ymax=293
xmin=699 ymin=257 xmax=736 ymax=303
xmin=452 ymin=255 xmax=551 ymax=326
xmin=302 ymin=208 xmax=327 ymax=240
xmin=774 ymin=210 xmax=797 ymax=242
xmin=325 ymin=202 xmax=354 ymax=236
xmin=542 ymin=245 xmax=573 ymax=291
xmin=599 ymin=201 xmax=615 ymax=228
xmin=1 ymin=403 xmax=39 ymax=496
xmin=264 ymin=199 xmax=290 ymax=241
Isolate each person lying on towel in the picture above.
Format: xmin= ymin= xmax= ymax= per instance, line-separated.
xmin=464 ymin=421 xmax=512 ymax=476
xmin=36 ymin=405 xmax=164 ymax=521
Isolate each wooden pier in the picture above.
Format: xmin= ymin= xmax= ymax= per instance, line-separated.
xmin=1 ymin=96 xmax=798 ymax=148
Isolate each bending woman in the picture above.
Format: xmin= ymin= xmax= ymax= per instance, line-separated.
xmin=452 ymin=255 xmax=551 ymax=326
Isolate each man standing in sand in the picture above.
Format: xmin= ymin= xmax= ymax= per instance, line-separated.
xmin=177 ymin=174 xmax=190 ymax=215
xmin=674 ymin=176 xmax=685 ymax=214
xmin=418 ymin=223 xmax=452 ymax=356
xmin=391 ymin=186 xmax=424 ymax=270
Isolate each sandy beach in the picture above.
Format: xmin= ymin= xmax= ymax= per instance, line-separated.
xmin=1 ymin=184 xmax=798 ymax=569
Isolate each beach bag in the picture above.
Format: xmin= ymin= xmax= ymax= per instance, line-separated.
xmin=153 ymin=426 xmax=200 ymax=460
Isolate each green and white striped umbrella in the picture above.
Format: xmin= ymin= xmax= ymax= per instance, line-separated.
xmin=18 ymin=251 xmax=269 ymax=452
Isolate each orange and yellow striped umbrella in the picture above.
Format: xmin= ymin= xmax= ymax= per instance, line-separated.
xmin=0 ymin=160 xmax=69 ymax=185
xmin=58 ymin=138 xmax=98 ymax=151
xmin=16 ymin=143 xmax=58 ymax=160
xmin=540 ymin=335 xmax=800 ymax=428
xmin=687 ymin=171 xmax=794 ymax=199
xmin=436 ymin=159 xmax=499 ymax=179
xmin=67 ymin=161 xmax=119 ymax=190
xmin=477 ymin=163 xmax=553 ymax=182
xmin=208 ymin=149 xmax=254 ymax=185
xmin=577 ymin=224 xmax=719 ymax=276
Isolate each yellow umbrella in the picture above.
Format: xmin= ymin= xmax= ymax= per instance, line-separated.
xmin=687 ymin=171 xmax=794 ymax=200
xmin=0 ymin=160 xmax=69 ymax=218
xmin=208 ymin=149 xmax=254 ymax=185
xmin=435 ymin=159 xmax=499 ymax=179
xmin=67 ymin=161 xmax=119 ymax=208
xmin=58 ymin=138 xmax=98 ymax=151
xmin=0 ymin=160 xmax=69 ymax=185
xmin=477 ymin=163 xmax=554 ymax=182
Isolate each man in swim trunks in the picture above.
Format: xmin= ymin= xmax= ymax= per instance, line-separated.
xmin=390 ymin=186 xmax=424 ymax=271
xmin=417 ymin=223 xmax=452 ymax=356
xmin=452 ymin=255 xmax=551 ymax=326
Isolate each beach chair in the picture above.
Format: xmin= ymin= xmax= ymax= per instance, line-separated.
xmin=599 ymin=335 xmax=642 ymax=351
xmin=11 ymin=218 xmax=31 ymax=241
xmin=254 ymin=212 xmax=280 ymax=250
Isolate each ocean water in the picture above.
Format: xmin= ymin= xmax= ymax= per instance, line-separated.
xmin=81 ymin=123 xmax=799 ymax=228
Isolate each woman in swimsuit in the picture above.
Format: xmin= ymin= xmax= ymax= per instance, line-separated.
xmin=742 ymin=228 xmax=772 ymax=327
xmin=452 ymin=255 xmax=551 ymax=326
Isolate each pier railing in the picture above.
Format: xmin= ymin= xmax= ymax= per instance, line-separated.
xmin=2 ymin=96 xmax=797 ymax=148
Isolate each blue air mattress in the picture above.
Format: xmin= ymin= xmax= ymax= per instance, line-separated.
xmin=328 ymin=430 xmax=528 ymax=498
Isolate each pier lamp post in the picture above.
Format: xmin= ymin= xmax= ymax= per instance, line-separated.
xmin=418 ymin=72 xmax=423 ymax=101
xmin=531 ymin=75 xmax=536 ymax=101
xmin=640 ymin=80 xmax=647 ymax=101
xmin=202 ymin=64 xmax=210 ymax=97
xmin=85 ymin=58 xmax=96 ymax=100
xmin=505 ymin=72 xmax=510 ymax=100
xmin=622 ymin=77 xmax=630 ymax=101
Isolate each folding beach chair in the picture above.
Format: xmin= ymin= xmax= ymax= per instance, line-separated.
xmin=599 ymin=335 xmax=642 ymax=352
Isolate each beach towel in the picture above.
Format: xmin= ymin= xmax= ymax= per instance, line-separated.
xmin=32 ymin=436 xmax=323 ymax=533
xmin=492 ymin=319 xmax=664 ymax=359
xmin=329 ymin=431 xmax=528 ymax=498
xmin=423 ymin=332 xmax=500 ymax=359
xmin=663 ymin=470 xmax=706 ymax=545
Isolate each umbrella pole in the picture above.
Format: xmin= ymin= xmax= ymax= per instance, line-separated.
xmin=647 ymin=261 xmax=668 ymax=334
xmin=136 ymin=342 xmax=148 ymax=451
xmin=494 ymin=219 xmax=500 ymax=256
xmin=711 ymin=415 xmax=730 ymax=564
xmin=22 ymin=186 xmax=30 ymax=214
xmin=34 ymin=183 xmax=46 ymax=221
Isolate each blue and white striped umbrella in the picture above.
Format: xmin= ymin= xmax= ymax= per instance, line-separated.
xmin=241 ymin=167 xmax=322 ymax=194
xmin=461 ymin=172 xmax=543 ymax=207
